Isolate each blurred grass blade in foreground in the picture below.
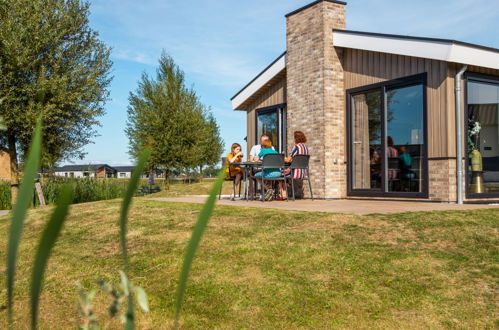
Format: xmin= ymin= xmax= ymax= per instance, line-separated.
xmin=175 ymin=169 xmax=226 ymax=322
xmin=6 ymin=117 xmax=42 ymax=322
xmin=119 ymin=271 xmax=135 ymax=330
xmin=119 ymin=148 xmax=151 ymax=267
xmin=119 ymin=148 xmax=150 ymax=330
xmin=30 ymin=185 xmax=73 ymax=329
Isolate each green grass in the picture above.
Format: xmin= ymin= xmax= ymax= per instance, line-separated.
xmin=0 ymin=198 xmax=497 ymax=328
xmin=153 ymin=179 xmax=235 ymax=197
xmin=0 ymin=177 xmax=161 ymax=210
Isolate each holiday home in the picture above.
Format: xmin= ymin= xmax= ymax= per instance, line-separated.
xmin=231 ymin=0 xmax=499 ymax=202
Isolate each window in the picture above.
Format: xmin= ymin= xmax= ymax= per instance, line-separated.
xmin=348 ymin=74 xmax=427 ymax=197
xmin=255 ymin=104 xmax=286 ymax=153
xmin=120 ymin=172 xmax=126 ymax=178
xmin=83 ymin=172 xmax=90 ymax=177
xmin=466 ymin=74 xmax=499 ymax=197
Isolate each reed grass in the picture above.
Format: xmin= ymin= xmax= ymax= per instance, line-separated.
xmin=0 ymin=177 xmax=142 ymax=210
xmin=4 ymin=118 xmax=224 ymax=328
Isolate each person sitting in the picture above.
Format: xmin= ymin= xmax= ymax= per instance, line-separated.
xmin=281 ymin=131 xmax=309 ymax=200
xmin=387 ymin=136 xmax=399 ymax=180
xmin=249 ymin=134 xmax=274 ymax=162
xmin=398 ymin=146 xmax=415 ymax=180
xmin=253 ymin=139 xmax=285 ymax=200
xmin=225 ymin=143 xmax=243 ymax=200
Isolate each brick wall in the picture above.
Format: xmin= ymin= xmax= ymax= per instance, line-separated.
xmin=428 ymin=159 xmax=458 ymax=201
xmin=286 ymin=1 xmax=346 ymax=198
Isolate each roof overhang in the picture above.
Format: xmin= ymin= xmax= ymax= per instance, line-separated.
xmin=333 ymin=30 xmax=499 ymax=70
xmin=231 ymin=52 xmax=286 ymax=110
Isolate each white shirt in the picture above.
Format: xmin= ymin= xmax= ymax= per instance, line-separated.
xmin=249 ymin=144 xmax=275 ymax=159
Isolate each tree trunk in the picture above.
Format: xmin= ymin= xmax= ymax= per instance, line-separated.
xmin=7 ymin=132 xmax=19 ymax=207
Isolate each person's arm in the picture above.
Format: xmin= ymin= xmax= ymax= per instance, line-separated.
xmin=249 ymin=146 xmax=257 ymax=161
xmin=285 ymin=146 xmax=298 ymax=163
xmin=228 ymin=152 xmax=242 ymax=163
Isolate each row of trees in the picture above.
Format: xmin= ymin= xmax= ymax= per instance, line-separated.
xmin=0 ymin=0 xmax=224 ymax=204
xmin=0 ymin=0 xmax=112 ymax=203
xmin=126 ymin=53 xmax=223 ymax=179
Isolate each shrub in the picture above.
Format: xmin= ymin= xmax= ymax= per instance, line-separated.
xmin=0 ymin=177 xmax=140 ymax=210
xmin=0 ymin=180 xmax=11 ymax=209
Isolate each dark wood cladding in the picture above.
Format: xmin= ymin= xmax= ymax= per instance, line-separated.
xmin=245 ymin=73 xmax=287 ymax=153
xmin=342 ymin=48 xmax=451 ymax=158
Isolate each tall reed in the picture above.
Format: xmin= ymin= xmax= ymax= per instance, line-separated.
xmin=5 ymin=119 xmax=224 ymax=328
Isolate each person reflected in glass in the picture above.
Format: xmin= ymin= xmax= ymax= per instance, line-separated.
xmin=387 ymin=136 xmax=398 ymax=181
xmin=370 ymin=146 xmax=381 ymax=187
xmin=398 ymin=146 xmax=415 ymax=180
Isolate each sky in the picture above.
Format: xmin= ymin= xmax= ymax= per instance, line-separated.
xmin=73 ymin=0 xmax=499 ymax=166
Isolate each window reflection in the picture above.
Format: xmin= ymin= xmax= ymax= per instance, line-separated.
xmin=256 ymin=110 xmax=279 ymax=151
xmin=467 ymin=80 xmax=499 ymax=194
xmin=386 ymin=84 xmax=425 ymax=193
xmin=352 ymin=91 xmax=382 ymax=189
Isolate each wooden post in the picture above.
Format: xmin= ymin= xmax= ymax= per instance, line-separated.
xmin=35 ymin=181 xmax=46 ymax=206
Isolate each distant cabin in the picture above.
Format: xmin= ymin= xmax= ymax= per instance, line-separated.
xmin=113 ymin=166 xmax=135 ymax=179
xmin=52 ymin=164 xmax=117 ymax=178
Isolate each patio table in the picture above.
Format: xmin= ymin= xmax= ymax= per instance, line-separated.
xmin=230 ymin=161 xmax=261 ymax=200
xmin=230 ymin=161 xmax=291 ymax=201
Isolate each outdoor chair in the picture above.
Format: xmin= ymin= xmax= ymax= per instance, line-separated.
xmin=288 ymin=155 xmax=314 ymax=201
xmin=251 ymin=153 xmax=286 ymax=202
xmin=149 ymin=185 xmax=161 ymax=193
xmin=387 ymin=157 xmax=401 ymax=191
xmin=218 ymin=157 xmax=242 ymax=200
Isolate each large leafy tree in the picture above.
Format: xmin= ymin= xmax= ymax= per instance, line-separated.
xmin=0 ymin=0 xmax=112 ymax=203
xmin=126 ymin=53 xmax=223 ymax=178
xmin=194 ymin=112 xmax=223 ymax=174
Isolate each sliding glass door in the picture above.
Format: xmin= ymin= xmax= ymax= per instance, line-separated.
xmin=256 ymin=105 xmax=286 ymax=153
xmin=348 ymin=74 xmax=427 ymax=197
xmin=386 ymin=84 xmax=425 ymax=193
xmin=466 ymin=74 xmax=499 ymax=197
xmin=351 ymin=90 xmax=382 ymax=190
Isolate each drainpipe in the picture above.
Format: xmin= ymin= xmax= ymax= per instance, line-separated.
xmin=455 ymin=65 xmax=467 ymax=204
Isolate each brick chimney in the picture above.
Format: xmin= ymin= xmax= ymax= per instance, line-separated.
xmin=286 ymin=0 xmax=347 ymax=198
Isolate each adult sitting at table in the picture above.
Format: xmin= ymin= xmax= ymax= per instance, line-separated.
xmin=282 ymin=131 xmax=309 ymax=200
xmin=225 ymin=143 xmax=243 ymax=200
xmin=249 ymin=134 xmax=274 ymax=161
xmin=253 ymin=139 xmax=286 ymax=201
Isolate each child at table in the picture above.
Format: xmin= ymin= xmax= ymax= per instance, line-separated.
xmin=225 ymin=143 xmax=243 ymax=198
xmin=254 ymin=139 xmax=286 ymax=200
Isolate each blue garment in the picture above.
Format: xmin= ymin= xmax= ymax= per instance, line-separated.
xmin=399 ymin=153 xmax=412 ymax=167
xmin=254 ymin=171 xmax=281 ymax=178
xmin=399 ymin=153 xmax=416 ymax=179
xmin=258 ymin=148 xmax=280 ymax=176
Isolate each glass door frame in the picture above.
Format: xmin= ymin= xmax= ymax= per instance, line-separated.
xmin=464 ymin=72 xmax=499 ymax=199
xmin=346 ymin=73 xmax=429 ymax=198
xmin=255 ymin=103 xmax=287 ymax=154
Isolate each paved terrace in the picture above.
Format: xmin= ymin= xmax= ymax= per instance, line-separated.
xmin=146 ymin=196 xmax=499 ymax=215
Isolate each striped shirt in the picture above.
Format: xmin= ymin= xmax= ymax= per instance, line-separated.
xmin=285 ymin=143 xmax=309 ymax=179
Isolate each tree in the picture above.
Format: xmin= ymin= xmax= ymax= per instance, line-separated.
xmin=126 ymin=52 xmax=223 ymax=179
xmin=195 ymin=112 xmax=223 ymax=174
xmin=0 ymin=0 xmax=112 ymax=204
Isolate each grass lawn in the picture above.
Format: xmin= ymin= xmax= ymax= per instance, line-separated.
xmin=153 ymin=179 xmax=238 ymax=197
xmin=0 ymin=189 xmax=497 ymax=328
